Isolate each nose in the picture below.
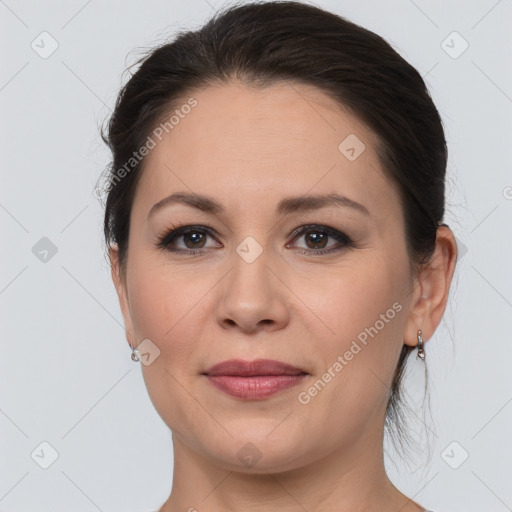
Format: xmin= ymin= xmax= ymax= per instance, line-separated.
xmin=215 ymin=246 xmax=289 ymax=334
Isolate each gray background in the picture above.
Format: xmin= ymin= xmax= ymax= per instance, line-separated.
xmin=1 ymin=0 xmax=511 ymax=511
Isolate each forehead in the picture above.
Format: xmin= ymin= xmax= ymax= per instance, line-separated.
xmin=132 ymin=80 xmax=401 ymax=222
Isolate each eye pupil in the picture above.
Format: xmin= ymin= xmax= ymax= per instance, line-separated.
xmin=185 ymin=231 xmax=206 ymax=248
xmin=306 ymin=231 xmax=328 ymax=249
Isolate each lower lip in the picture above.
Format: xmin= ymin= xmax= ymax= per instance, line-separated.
xmin=205 ymin=374 xmax=307 ymax=399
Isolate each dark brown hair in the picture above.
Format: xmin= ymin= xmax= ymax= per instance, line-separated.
xmin=99 ymin=0 xmax=448 ymax=454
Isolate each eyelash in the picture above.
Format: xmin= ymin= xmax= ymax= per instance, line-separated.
xmin=156 ymin=222 xmax=354 ymax=256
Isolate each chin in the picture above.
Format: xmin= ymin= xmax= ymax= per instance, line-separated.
xmin=205 ymin=430 xmax=309 ymax=474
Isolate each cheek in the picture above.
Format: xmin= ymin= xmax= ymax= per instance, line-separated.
xmin=305 ymin=255 xmax=407 ymax=393
xmin=315 ymin=258 xmax=404 ymax=336
xmin=295 ymin=264 xmax=407 ymax=436
xmin=126 ymin=253 xmax=209 ymax=363
xmin=126 ymin=258 xmax=210 ymax=431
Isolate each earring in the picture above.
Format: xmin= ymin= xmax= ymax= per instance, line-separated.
xmin=416 ymin=329 xmax=425 ymax=361
xmin=130 ymin=343 xmax=140 ymax=362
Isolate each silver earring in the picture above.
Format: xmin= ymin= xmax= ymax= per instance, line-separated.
xmin=130 ymin=343 xmax=140 ymax=362
xmin=416 ymin=329 xmax=425 ymax=361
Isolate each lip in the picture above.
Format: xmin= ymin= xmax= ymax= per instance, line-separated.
xmin=202 ymin=359 xmax=309 ymax=400
xmin=204 ymin=358 xmax=307 ymax=377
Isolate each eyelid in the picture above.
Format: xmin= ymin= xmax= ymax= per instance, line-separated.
xmin=155 ymin=222 xmax=218 ymax=248
xmin=286 ymin=224 xmax=353 ymax=252
xmin=287 ymin=223 xmax=345 ymax=241
xmin=156 ymin=222 xmax=354 ymax=255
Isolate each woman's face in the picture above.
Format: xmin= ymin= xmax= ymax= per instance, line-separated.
xmin=112 ymin=80 xmax=422 ymax=472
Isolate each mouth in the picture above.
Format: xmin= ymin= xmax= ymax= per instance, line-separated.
xmin=202 ymin=359 xmax=309 ymax=400
xmin=203 ymin=358 xmax=308 ymax=377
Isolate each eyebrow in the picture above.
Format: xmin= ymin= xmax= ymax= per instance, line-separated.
xmin=147 ymin=191 xmax=370 ymax=219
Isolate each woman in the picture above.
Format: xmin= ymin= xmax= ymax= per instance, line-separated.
xmin=100 ymin=1 xmax=457 ymax=510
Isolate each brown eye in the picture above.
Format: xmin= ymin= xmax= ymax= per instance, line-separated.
xmin=181 ymin=230 xmax=207 ymax=249
xmin=288 ymin=225 xmax=353 ymax=255
xmin=157 ymin=223 xmax=353 ymax=256
xmin=303 ymin=230 xmax=329 ymax=249
xmin=157 ymin=225 xmax=220 ymax=254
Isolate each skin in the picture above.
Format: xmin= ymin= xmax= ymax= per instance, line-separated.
xmin=110 ymin=80 xmax=457 ymax=512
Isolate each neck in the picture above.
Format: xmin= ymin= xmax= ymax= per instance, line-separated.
xmin=158 ymin=424 xmax=424 ymax=512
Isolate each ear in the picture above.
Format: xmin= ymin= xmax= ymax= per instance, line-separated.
xmin=403 ymin=225 xmax=458 ymax=347
xmin=109 ymin=246 xmax=136 ymax=348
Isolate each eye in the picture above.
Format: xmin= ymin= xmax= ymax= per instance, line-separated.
xmin=156 ymin=223 xmax=220 ymax=255
xmin=156 ymin=223 xmax=354 ymax=256
xmin=287 ymin=224 xmax=353 ymax=255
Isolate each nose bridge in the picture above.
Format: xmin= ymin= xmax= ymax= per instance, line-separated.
xmin=216 ymin=234 xmax=289 ymax=331
xmin=227 ymin=213 xmax=286 ymax=293
xmin=229 ymin=234 xmax=273 ymax=303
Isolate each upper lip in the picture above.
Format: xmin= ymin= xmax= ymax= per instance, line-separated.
xmin=203 ymin=359 xmax=308 ymax=377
